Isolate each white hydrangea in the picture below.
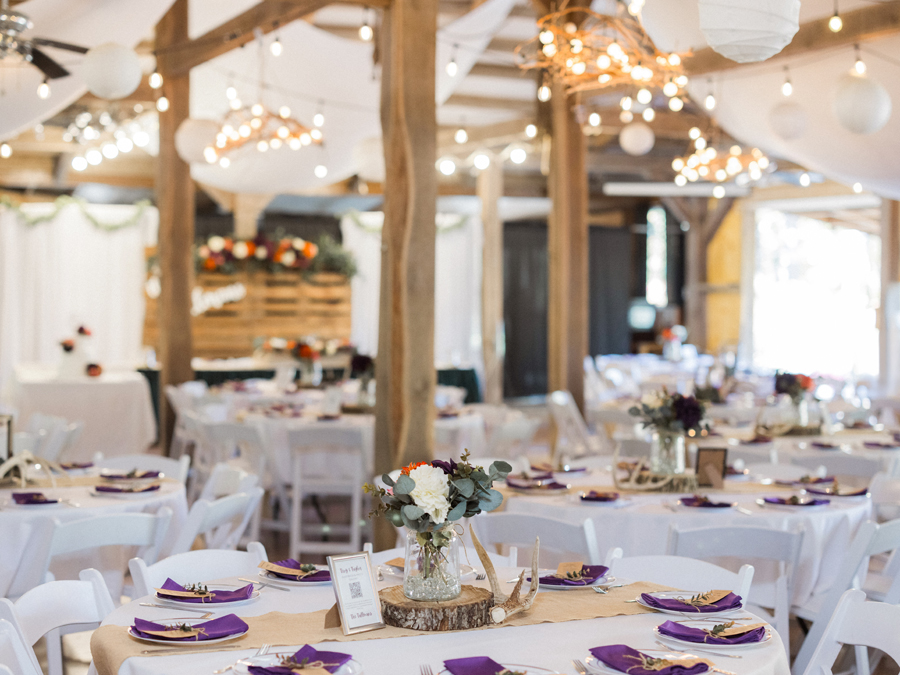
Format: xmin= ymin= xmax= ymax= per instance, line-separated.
xmin=640 ymin=391 xmax=664 ymax=408
xmin=408 ymin=464 xmax=451 ymax=524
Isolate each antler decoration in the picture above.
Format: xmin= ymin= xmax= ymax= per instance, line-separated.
xmin=0 ymin=451 xmax=56 ymax=488
xmin=469 ymin=525 xmax=540 ymax=624
xmin=611 ymin=443 xmax=697 ymax=493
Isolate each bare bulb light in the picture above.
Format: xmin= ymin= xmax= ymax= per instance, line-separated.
xmin=473 ymin=154 xmax=490 ymax=170
xmin=713 ymin=185 xmax=726 ymax=199
xmin=782 ymin=80 xmax=792 ymax=96
xmin=510 ymin=147 xmax=527 ymax=164
xmin=86 ymin=149 xmax=102 ymax=165
xmin=537 ymin=85 xmax=551 ymax=102
xmin=455 ymin=128 xmax=468 ymax=144
xmin=669 ymin=97 xmax=684 ymax=112
xmin=829 ymin=13 xmax=843 ymax=32
xmin=149 ymin=71 xmax=163 ymax=89
xmin=642 ymin=108 xmax=655 ymax=122
xmin=588 ymin=112 xmax=601 ymax=127
xmin=156 ymin=96 xmax=170 ymax=112
xmin=855 ymin=57 xmax=866 ymax=74
xmin=704 ymin=94 xmax=716 ymax=110
xmin=37 ymin=80 xmax=50 ymax=99
xmin=799 ymin=172 xmax=811 ymax=187
xmin=226 ymin=86 xmax=237 ymax=100
xmin=446 ymin=58 xmax=458 ymax=77
xmin=853 ymin=182 xmax=863 ymax=193
xmin=439 ymin=158 xmax=456 ymax=176
xmin=525 ymin=124 xmax=537 ymax=138
xmin=71 ymin=156 xmax=87 ymax=171
xmin=636 ymin=88 xmax=652 ymax=105
xmin=313 ymin=112 xmax=325 ymax=128
xmin=270 ymin=37 xmax=282 ymax=56
xmin=663 ymin=81 xmax=678 ymax=97
xmin=359 ymin=23 xmax=373 ymax=41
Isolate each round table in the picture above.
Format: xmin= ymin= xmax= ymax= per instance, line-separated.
xmin=0 ymin=479 xmax=188 ymax=598
xmin=95 ymin=570 xmax=790 ymax=675
xmin=501 ymin=471 xmax=872 ymax=607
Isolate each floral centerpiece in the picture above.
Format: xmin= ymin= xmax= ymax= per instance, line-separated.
xmin=195 ymin=233 xmax=318 ymax=274
xmin=363 ymin=451 xmax=511 ymax=601
xmin=774 ymin=372 xmax=815 ymax=404
xmin=629 ymin=391 xmax=708 ymax=474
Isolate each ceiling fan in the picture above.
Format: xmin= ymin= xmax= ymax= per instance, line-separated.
xmin=0 ymin=0 xmax=89 ymax=79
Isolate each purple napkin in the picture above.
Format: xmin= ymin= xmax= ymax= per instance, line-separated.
xmin=805 ymin=486 xmax=868 ymax=497
xmin=266 ymin=559 xmax=332 ymax=582
xmin=95 ymin=484 xmax=161 ymax=494
xmin=156 ymin=578 xmax=253 ymax=603
xmin=12 ymin=492 xmax=58 ymax=505
xmin=864 ymin=441 xmax=900 ymax=450
xmin=60 ymin=462 xmax=93 ymax=470
xmin=657 ymin=620 xmax=766 ymax=645
xmin=248 ymin=645 xmax=352 ymax=675
xmin=132 ymin=614 xmax=247 ymax=641
xmin=443 ymin=656 xmax=506 ymax=675
xmin=590 ymin=645 xmax=709 ymax=675
xmin=530 ymin=464 xmax=588 ymax=474
xmin=680 ymin=496 xmax=732 ymax=508
xmin=740 ymin=436 xmax=772 ymax=445
xmin=812 ymin=442 xmax=840 ymax=450
xmin=640 ymin=592 xmax=743 ymax=613
xmin=581 ymin=491 xmax=619 ymax=502
xmin=103 ymin=470 xmax=161 ymax=480
xmin=527 ymin=471 xmax=554 ymax=481
xmin=775 ymin=476 xmax=835 ymax=487
xmin=506 ymin=476 xmax=567 ymax=490
xmin=532 ymin=564 xmax=608 ymax=586
xmin=763 ymin=496 xmax=830 ymax=507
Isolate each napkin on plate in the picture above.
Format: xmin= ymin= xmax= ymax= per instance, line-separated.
xmin=132 ymin=614 xmax=247 ymax=641
xmin=156 ymin=578 xmax=253 ymax=603
xmin=443 ymin=656 xmax=507 ymax=675
xmin=763 ymin=496 xmax=830 ymax=507
xmin=811 ymin=442 xmax=840 ymax=450
xmin=589 ymin=645 xmax=710 ymax=675
xmin=581 ymin=491 xmax=619 ymax=502
xmin=657 ymin=620 xmax=766 ymax=645
xmin=679 ymin=495 xmax=731 ymax=508
xmin=531 ymin=463 xmax=587 ymax=474
xmin=531 ymin=565 xmax=609 ymax=587
xmin=505 ymin=476 xmax=567 ymax=490
xmin=864 ymin=441 xmax=900 ymax=450
xmin=263 ymin=559 xmax=332 ymax=582
xmin=740 ymin=435 xmax=772 ymax=445
xmin=774 ymin=476 xmax=834 ymax=487
xmin=640 ymin=591 xmax=743 ymax=613
xmin=102 ymin=470 xmax=161 ymax=480
xmin=248 ymin=645 xmax=352 ymax=675
xmin=804 ymin=486 xmax=868 ymax=497
xmin=12 ymin=492 xmax=58 ymax=505
xmin=95 ymin=484 xmax=161 ymax=494
xmin=59 ymin=461 xmax=93 ymax=470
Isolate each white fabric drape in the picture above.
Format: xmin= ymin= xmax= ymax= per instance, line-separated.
xmin=0 ymin=203 xmax=158 ymax=398
xmin=339 ymin=212 xmax=484 ymax=373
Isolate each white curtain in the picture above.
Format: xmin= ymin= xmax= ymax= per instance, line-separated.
xmin=0 ymin=202 xmax=157 ymax=397
xmin=340 ymin=212 xmax=484 ymax=372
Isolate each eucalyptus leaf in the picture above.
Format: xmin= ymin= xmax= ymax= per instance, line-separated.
xmin=394 ymin=474 xmax=415 ymax=495
xmin=478 ymin=488 xmax=504 ymax=512
xmin=381 ymin=473 xmax=395 ymax=487
xmin=489 ymin=460 xmax=512 ymax=475
xmin=453 ymin=478 xmax=475 ymax=498
xmin=402 ymin=504 xmax=425 ymax=520
xmin=447 ymin=500 xmax=467 ymax=522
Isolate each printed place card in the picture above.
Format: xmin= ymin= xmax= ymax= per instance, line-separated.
xmin=326 ymin=551 xmax=384 ymax=635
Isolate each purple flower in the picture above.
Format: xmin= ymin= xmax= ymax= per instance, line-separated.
xmin=431 ymin=459 xmax=457 ymax=476
xmin=673 ymin=395 xmax=703 ymax=431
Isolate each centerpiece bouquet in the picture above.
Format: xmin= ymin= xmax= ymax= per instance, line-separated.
xmin=774 ymin=372 xmax=815 ymax=404
xmin=364 ymin=451 xmax=511 ymax=601
xmin=629 ymin=390 xmax=708 ymax=474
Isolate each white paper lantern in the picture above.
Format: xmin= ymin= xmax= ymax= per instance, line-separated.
xmin=768 ymin=101 xmax=808 ymax=140
xmin=82 ymin=43 xmax=143 ymax=100
xmin=833 ymin=72 xmax=892 ymax=135
xmin=619 ymin=121 xmax=655 ymax=156
xmin=698 ymin=0 xmax=800 ymax=64
xmin=175 ymin=119 xmax=221 ymax=163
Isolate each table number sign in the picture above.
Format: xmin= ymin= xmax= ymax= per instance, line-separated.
xmin=326 ymin=552 xmax=384 ymax=635
xmin=696 ymin=447 xmax=727 ymax=488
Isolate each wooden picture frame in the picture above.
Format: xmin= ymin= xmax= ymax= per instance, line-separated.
xmin=696 ymin=447 xmax=728 ymax=488
xmin=326 ymin=551 xmax=384 ymax=635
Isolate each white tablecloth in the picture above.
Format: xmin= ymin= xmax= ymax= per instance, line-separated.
xmin=14 ymin=370 xmax=156 ymax=461
xmin=98 ymin=570 xmax=790 ymax=675
xmin=0 ymin=480 xmax=187 ymax=598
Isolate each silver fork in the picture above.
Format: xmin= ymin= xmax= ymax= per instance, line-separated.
xmin=655 ymin=639 xmax=742 ymax=660
xmin=420 ymin=664 xmax=435 ymax=675
xmin=139 ymin=603 xmax=213 ymax=618
xmin=572 ymin=659 xmax=588 ymax=674
xmin=475 ymin=571 xmax=486 ymax=581
xmin=213 ymin=642 xmax=270 ymax=673
xmin=592 ymin=584 xmax=625 ymax=594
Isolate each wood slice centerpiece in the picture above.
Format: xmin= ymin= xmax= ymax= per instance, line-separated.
xmin=379 ymin=585 xmax=493 ymax=631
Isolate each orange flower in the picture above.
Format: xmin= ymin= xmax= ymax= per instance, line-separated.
xmin=286 ymin=340 xmax=296 ymax=350
xmin=246 ymin=242 xmax=257 ymax=256
xmin=303 ymin=241 xmax=317 ymax=258
xmin=278 ymin=239 xmax=291 ymax=252
xmin=273 ymin=250 xmax=283 ymax=263
xmin=223 ymin=238 xmax=234 ymax=252
xmin=400 ymin=461 xmax=428 ymax=476
xmin=203 ymin=258 xmax=217 ymax=271
xmin=797 ymin=374 xmax=815 ymax=390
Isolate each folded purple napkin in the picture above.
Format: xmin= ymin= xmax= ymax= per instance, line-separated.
xmin=812 ymin=442 xmax=840 ymax=450
xmin=532 ymin=564 xmax=608 ymax=586
xmin=530 ymin=464 xmax=587 ymax=474
xmin=640 ymin=592 xmax=743 ymax=613
xmin=12 ymin=492 xmax=58 ymax=505
xmin=132 ymin=614 xmax=247 ymax=641
xmin=581 ymin=491 xmax=619 ymax=502
xmin=528 ymin=471 xmax=554 ymax=481
xmin=156 ymin=578 xmax=253 ymax=603
xmin=864 ymin=441 xmax=900 ymax=450
xmin=505 ymin=476 xmax=567 ymax=490
xmin=95 ymin=484 xmax=161 ymax=494
xmin=763 ymin=496 xmax=830 ymax=507
xmin=103 ymin=470 xmax=161 ymax=480
xmin=266 ymin=559 xmax=332 ymax=582
xmin=248 ymin=645 xmax=352 ymax=674
xmin=60 ymin=462 xmax=93 ymax=470
xmin=775 ymin=476 xmax=834 ymax=487
xmin=805 ymin=486 xmax=868 ymax=497
xmin=740 ymin=436 xmax=772 ymax=445
xmin=680 ymin=496 xmax=731 ymax=508
xmin=657 ymin=620 xmax=766 ymax=645
xmin=590 ymin=645 xmax=710 ymax=675
xmin=443 ymin=656 xmax=506 ymax=675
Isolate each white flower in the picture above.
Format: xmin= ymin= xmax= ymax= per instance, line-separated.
xmin=281 ymin=250 xmax=297 ymax=266
xmin=233 ymin=241 xmax=249 ymax=259
xmin=641 ymin=392 xmax=664 ymax=408
xmin=292 ymin=237 xmax=306 ymax=250
xmin=208 ymin=235 xmax=225 ymax=253
xmin=408 ymin=464 xmax=451 ymax=524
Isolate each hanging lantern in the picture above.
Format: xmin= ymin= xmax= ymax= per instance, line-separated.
xmin=833 ymin=72 xmax=892 ymax=135
xmin=698 ymin=0 xmax=800 ymax=64
xmin=81 ymin=43 xmax=143 ymax=100
xmin=175 ymin=119 xmax=221 ymax=163
xmin=768 ymin=101 xmax=807 ymax=140
xmin=619 ymin=121 xmax=655 ymax=156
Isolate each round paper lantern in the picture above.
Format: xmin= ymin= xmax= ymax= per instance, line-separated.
xmin=698 ymin=0 xmax=800 ymax=64
xmin=833 ymin=72 xmax=892 ymax=135
xmin=82 ymin=43 xmax=142 ymax=100
xmin=768 ymin=101 xmax=808 ymax=140
xmin=619 ymin=121 xmax=655 ymax=156
xmin=175 ymin=119 xmax=221 ymax=163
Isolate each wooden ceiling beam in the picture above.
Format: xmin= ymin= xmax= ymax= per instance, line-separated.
xmin=685 ymin=0 xmax=900 ymax=75
xmin=468 ymin=63 xmax=534 ymax=79
xmin=445 ymin=93 xmax=535 ymax=112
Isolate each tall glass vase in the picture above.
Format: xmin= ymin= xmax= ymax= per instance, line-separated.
xmin=650 ymin=430 xmax=686 ymax=474
xmin=403 ymin=524 xmax=461 ymax=601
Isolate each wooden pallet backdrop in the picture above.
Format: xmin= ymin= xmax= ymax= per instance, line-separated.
xmin=143 ymin=270 xmax=352 ymax=358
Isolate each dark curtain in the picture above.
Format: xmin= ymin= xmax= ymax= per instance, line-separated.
xmin=589 ymin=226 xmax=632 ymax=355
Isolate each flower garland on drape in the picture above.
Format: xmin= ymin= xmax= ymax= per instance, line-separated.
xmin=343 ymin=209 xmax=468 ymax=234
xmin=0 ymin=195 xmax=151 ymax=231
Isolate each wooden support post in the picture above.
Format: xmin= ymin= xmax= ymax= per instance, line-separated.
xmin=880 ymin=200 xmax=900 ymax=390
xmin=234 ymin=193 xmax=273 ymax=239
xmin=156 ymin=0 xmax=195 ymax=453
xmin=547 ymin=81 xmax=588 ymax=412
xmin=479 ymin=158 xmax=504 ymax=404
xmin=374 ymin=0 xmax=437 ymax=551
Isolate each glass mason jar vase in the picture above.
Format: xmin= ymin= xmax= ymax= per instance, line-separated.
xmin=650 ymin=430 xmax=686 ymax=475
xmin=403 ymin=524 xmax=461 ymax=601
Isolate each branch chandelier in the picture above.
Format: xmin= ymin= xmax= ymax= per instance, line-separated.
xmin=672 ymin=126 xmax=772 ymax=187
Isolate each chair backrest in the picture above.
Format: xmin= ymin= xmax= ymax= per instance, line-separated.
xmin=470 ymin=512 xmax=602 ymax=565
xmin=171 ymin=488 xmax=264 ymax=554
xmin=37 ymin=422 xmax=70 ymax=462
xmin=792 ymin=454 xmax=882 ymax=480
xmin=870 ymin=472 xmax=900 ymax=521
xmin=198 ymin=462 xmax=260 ymax=501
xmin=11 ymin=432 xmax=36 ymax=456
xmin=485 ymin=417 xmax=540 ymax=458
xmin=548 ymin=390 xmax=606 ymax=456
xmin=0 ymin=568 xmax=115 ymax=647
xmin=201 ymin=421 xmax=268 ymax=476
xmin=606 ymin=550 xmax=754 ymax=600
xmin=26 ymin=413 xmax=66 ymax=437
xmin=96 ymin=453 xmax=191 ymax=484
xmin=129 ymin=542 xmax=268 ymax=596
xmin=59 ymin=422 xmax=84 ymax=458
xmin=286 ymin=427 xmax=366 ymax=483
xmin=0 ymin=620 xmax=40 ymax=675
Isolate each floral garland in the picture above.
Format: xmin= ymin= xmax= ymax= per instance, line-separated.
xmin=344 ymin=209 xmax=468 ymax=234
xmin=196 ymin=233 xmax=318 ymax=274
xmin=0 ymin=195 xmax=151 ymax=231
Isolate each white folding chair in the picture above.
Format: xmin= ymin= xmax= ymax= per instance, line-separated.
xmin=792 ymin=454 xmax=882 ymax=481
xmin=793 ymin=519 xmax=900 ymax=675
xmin=11 ymin=432 xmax=37 ymax=456
xmin=484 ymin=416 xmax=540 ymax=459
xmin=869 ymin=472 xmax=900 ymax=522
xmin=287 ymin=427 xmax=367 ymax=558
xmin=548 ymin=390 xmax=610 ymax=457
xmin=129 ymin=542 xmax=268 ymax=597
xmin=192 ymin=421 xmax=267 ymax=503
xmin=801 ymin=590 xmax=900 ymax=675
xmin=606 ymin=549 xmax=754 ymax=600
xmin=363 ymin=543 xmax=516 ymax=567
xmin=667 ymin=524 xmax=803 ymax=658
xmin=0 ymin=619 xmax=41 ymax=675
xmin=198 ymin=462 xmax=260 ymax=501
xmin=56 ymin=422 xmax=84 ymax=461
xmin=470 ymin=512 xmax=601 ymax=565
xmin=96 ymin=453 xmax=191 ymax=484
xmin=170 ymin=488 xmax=264 ymax=554
xmin=0 ymin=568 xmax=115 ymax=675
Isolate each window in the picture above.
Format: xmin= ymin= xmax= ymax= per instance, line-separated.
xmin=646 ymin=206 xmax=668 ymax=308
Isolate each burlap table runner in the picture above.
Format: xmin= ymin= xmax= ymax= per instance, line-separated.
xmin=91 ymin=581 xmax=670 ymax=675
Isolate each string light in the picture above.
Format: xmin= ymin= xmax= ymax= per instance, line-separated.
xmin=853 ymin=182 xmax=862 ymax=193
xmin=0 ymin=143 xmax=11 ymax=158
xmin=156 ymin=96 xmax=169 ymax=112
xmin=689 ymin=127 xmax=701 ymax=139
xmin=669 ymin=97 xmax=684 ymax=112
xmin=149 ymin=70 xmax=163 ymax=89
xmin=446 ymin=45 xmax=459 ymax=77
xmin=588 ymin=112 xmax=601 ymax=127
xmin=455 ymin=128 xmax=468 ymax=144
xmin=270 ymin=36 xmax=282 ymax=56
xmin=854 ymin=45 xmax=866 ymax=74
xmin=313 ymin=106 xmax=325 ymax=128
xmin=473 ymin=153 xmax=490 ymax=170
xmin=642 ymin=107 xmax=655 ymax=122
xmin=86 ymin=149 xmax=102 ymax=165
xmin=315 ymin=165 xmax=328 ymax=178
xmin=829 ymin=0 xmax=843 ymax=32
xmin=226 ymin=86 xmax=238 ymax=100
xmin=37 ymin=79 xmax=50 ymax=99
xmin=619 ymin=110 xmax=633 ymax=123
xmin=781 ymin=67 xmax=792 ymax=96
xmin=510 ymin=147 xmax=527 ymax=164
xmin=663 ymin=80 xmax=678 ymax=97
xmin=439 ymin=158 xmax=456 ymax=175
xmin=71 ymin=156 xmax=87 ymax=171
xmin=713 ymin=185 xmax=726 ymax=199
xmin=117 ymin=137 xmax=133 ymax=153
xmin=799 ymin=172 xmax=811 ymax=187
xmin=525 ymin=124 xmax=538 ymax=138
xmin=101 ymin=142 xmax=118 ymax=159
xmin=636 ymin=88 xmax=652 ymax=105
